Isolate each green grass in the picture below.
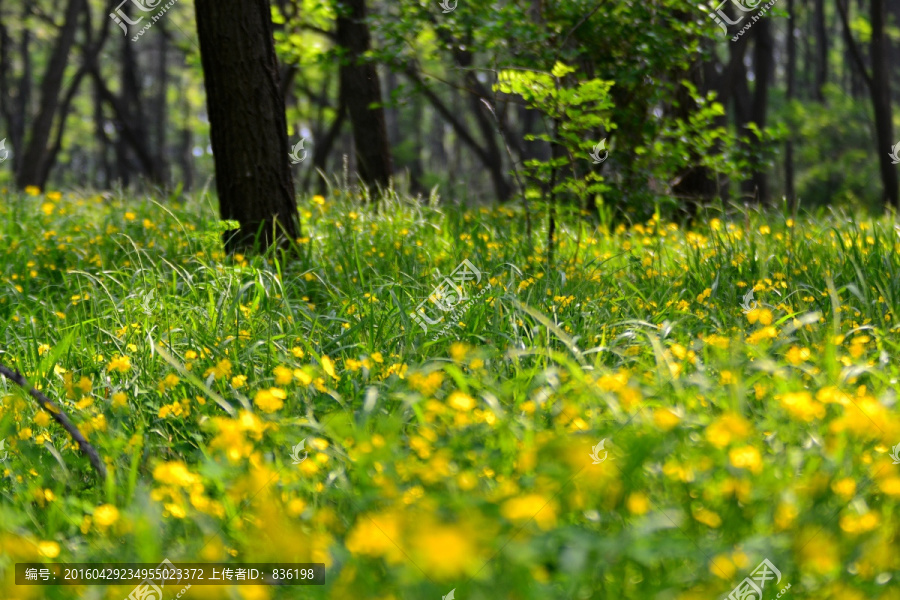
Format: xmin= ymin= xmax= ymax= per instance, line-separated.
xmin=2 ymin=188 xmax=900 ymax=600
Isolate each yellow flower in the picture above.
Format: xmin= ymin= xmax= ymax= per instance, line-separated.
xmin=111 ymin=392 xmax=128 ymax=408
xmin=626 ymin=492 xmax=650 ymax=515
xmin=706 ymin=412 xmax=751 ymax=448
xmin=157 ymin=373 xmax=180 ymax=393
xmin=778 ymin=391 xmax=825 ymax=422
xmin=93 ymin=504 xmax=120 ymax=528
xmin=312 ymin=195 xmax=325 ymax=205
xmin=107 ymin=355 xmax=132 ymax=373
xmin=273 ymin=366 xmax=293 ymax=386
xmin=205 ymin=359 xmax=232 ymax=380
xmin=37 ymin=343 xmax=51 ymax=356
xmin=693 ymin=506 xmax=722 ymax=528
xmin=153 ymin=461 xmax=202 ymax=488
xmin=746 ymin=326 xmax=778 ymax=344
xmin=231 ymin=375 xmax=247 ymax=389
xmin=38 ymin=541 xmax=60 ymax=558
xmin=25 ymin=185 xmax=41 ymax=196
xmin=321 ymin=356 xmax=337 ymax=379
xmin=774 ymin=502 xmax=798 ymax=530
xmin=501 ymin=494 xmax=557 ymax=530
xmin=408 ymin=520 xmax=481 ymax=578
xmin=832 ymin=477 xmax=856 ymax=499
xmin=159 ymin=401 xmax=188 ymax=419
xmin=409 ymin=371 xmax=445 ymax=396
xmin=652 ymin=408 xmax=680 ymax=431
xmin=448 ymin=391 xmax=476 ymax=411
xmin=253 ymin=388 xmax=286 ymax=413
xmin=729 ymin=445 xmax=763 ymax=474
xmin=345 ymin=510 xmax=406 ymax=563
xmin=710 ymin=553 xmax=736 ymax=580
xmin=294 ymin=369 xmax=312 ymax=385
xmin=785 ymin=346 xmax=811 ymax=365
xmin=34 ymin=411 xmax=51 ymax=428
xmin=291 ymin=346 xmax=305 ymax=358
xmin=797 ymin=529 xmax=839 ymax=574
xmin=746 ymin=307 xmax=773 ymax=325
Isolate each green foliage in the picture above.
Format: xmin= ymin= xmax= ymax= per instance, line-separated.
xmin=495 ymin=63 xmax=615 ymax=207
xmin=3 ymin=188 xmax=900 ymax=598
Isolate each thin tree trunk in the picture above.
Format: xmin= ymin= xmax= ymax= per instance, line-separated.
xmin=14 ymin=0 xmax=83 ymax=189
xmin=785 ymin=0 xmax=797 ymax=203
xmin=813 ymin=0 xmax=827 ymax=101
xmin=748 ymin=18 xmax=773 ymax=203
xmin=335 ymin=0 xmax=392 ymax=191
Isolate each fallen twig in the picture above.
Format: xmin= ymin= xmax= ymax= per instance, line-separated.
xmin=0 ymin=363 xmax=108 ymax=481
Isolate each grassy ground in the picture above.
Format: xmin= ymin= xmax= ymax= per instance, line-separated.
xmin=2 ymin=187 xmax=900 ymax=600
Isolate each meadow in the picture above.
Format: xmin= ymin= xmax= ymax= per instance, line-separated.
xmin=2 ymin=186 xmax=900 ymax=600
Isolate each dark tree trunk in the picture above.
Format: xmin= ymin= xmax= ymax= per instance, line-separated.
xmin=747 ymin=18 xmax=773 ymax=203
xmin=813 ymin=0 xmax=827 ymax=101
xmin=194 ymin=0 xmax=301 ymax=251
xmin=670 ymin=32 xmax=718 ymax=215
xmin=408 ymin=92 xmax=425 ymax=196
xmin=154 ymin=23 xmax=169 ymax=186
xmin=785 ymin=0 xmax=797 ymax=203
xmin=14 ymin=0 xmax=83 ymax=189
xmin=310 ymin=101 xmax=347 ymax=195
xmin=335 ymin=0 xmax=392 ymax=191
xmin=870 ymin=0 xmax=898 ymax=208
xmin=93 ymin=77 xmax=111 ymax=187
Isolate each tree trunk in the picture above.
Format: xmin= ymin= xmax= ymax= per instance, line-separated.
xmin=14 ymin=0 xmax=83 ymax=189
xmin=335 ymin=0 xmax=392 ymax=191
xmin=870 ymin=0 xmax=898 ymax=208
xmin=194 ymin=0 xmax=301 ymax=251
xmin=813 ymin=0 xmax=827 ymax=101
xmin=747 ymin=17 xmax=773 ymax=203
xmin=785 ymin=0 xmax=797 ymax=203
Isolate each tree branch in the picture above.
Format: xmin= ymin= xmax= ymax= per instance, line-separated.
xmin=0 ymin=363 xmax=107 ymax=481
xmin=836 ymin=0 xmax=874 ymax=90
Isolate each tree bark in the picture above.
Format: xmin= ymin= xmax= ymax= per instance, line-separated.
xmin=869 ymin=0 xmax=898 ymax=207
xmin=813 ymin=0 xmax=827 ymax=101
xmin=785 ymin=0 xmax=797 ymax=203
xmin=335 ymin=0 xmax=392 ymax=191
xmin=194 ymin=0 xmax=301 ymax=251
xmin=14 ymin=0 xmax=84 ymax=189
xmin=747 ymin=17 xmax=773 ymax=204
